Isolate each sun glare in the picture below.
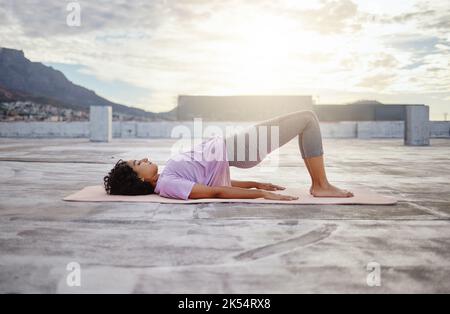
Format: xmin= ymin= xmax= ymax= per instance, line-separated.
xmin=209 ymin=11 xmax=341 ymax=95
xmin=219 ymin=14 xmax=299 ymax=94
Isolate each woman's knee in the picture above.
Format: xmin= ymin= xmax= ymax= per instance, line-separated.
xmin=292 ymin=110 xmax=319 ymax=123
xmin=304 ymin=110 xmax=318 ymax=119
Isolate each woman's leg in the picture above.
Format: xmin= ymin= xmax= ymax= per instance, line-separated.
xmin=305 ymin=155 xmax=353 ymax=197
xmin=226 ymin=110 xmax=323 ymax=167
xmin=225 ymin=110 xmax=353 ymax=197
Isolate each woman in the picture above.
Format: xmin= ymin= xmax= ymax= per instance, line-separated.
xmin=103 ymin=110 xmax=354 ymax=201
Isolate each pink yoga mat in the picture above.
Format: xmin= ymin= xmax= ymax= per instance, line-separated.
xmin=63 ymin=185 xmax=398 ymax=205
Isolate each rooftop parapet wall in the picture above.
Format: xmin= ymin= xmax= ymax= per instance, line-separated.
xmin=1 ymin=121 xmax=449 ymax=139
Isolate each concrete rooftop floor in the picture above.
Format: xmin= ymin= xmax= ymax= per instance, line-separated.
xmin=0 ymin=137 xmax=449 ymax=293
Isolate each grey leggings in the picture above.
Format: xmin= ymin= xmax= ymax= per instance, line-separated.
xmin=225 ymin=110 xmax=324 ymax=168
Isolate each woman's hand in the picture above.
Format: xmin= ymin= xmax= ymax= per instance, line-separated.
xmin=256 ymin=182 xmax=286 ymax=191
xmin=262 ymin=191 xmax=298 ymax=201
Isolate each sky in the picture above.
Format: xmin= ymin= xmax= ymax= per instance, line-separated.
xmin=0 ymin=0 xmax=449 ymax=120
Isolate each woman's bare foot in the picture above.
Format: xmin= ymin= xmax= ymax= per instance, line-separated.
xmin=310 ymin=183 xmax=354 ymax=198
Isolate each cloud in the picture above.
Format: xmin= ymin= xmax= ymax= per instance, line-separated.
xmin=382 ymin=34 xmax=442 ymax=57
xmin=0 ymin=6 xmax=8 ymax=23
xmin=393 ymin=10 xmax=436 ymax=23
xmin=357 ymin=73 xmax=397 ymax=90
xmin=423 ymin=14 xmax=450 ymax=30
xmin=370 ymin=53 xmax=399 ymax=68
xmin=302 ymin=0 xmax=359 ymax=34
xmin=401 ymin=60 xmax=427 ymax=70
xmin=374 ymin=9 xmax=436 ymax=24
xmin=273 ymin=0 xmax=360 ymax=34
xmin=365 ymin=4 xmax=450 ymax=33
xmin=3 ymin=0 xmax=167 ymax=37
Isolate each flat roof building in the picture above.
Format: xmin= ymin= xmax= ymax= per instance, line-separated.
xmin=177 ymin=95 xmax=313 ymax=121
xmin=177 ymin=95 xmax=423 ymax=122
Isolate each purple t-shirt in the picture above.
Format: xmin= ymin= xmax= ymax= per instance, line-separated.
xmin=154 ymin=136 xmax=231 ymax=200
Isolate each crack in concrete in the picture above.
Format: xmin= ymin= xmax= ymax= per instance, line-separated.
xmin=405 ymin=201 xmax=450 ymax=219
xmin=233 ymin=224 xmax=338 ymax=261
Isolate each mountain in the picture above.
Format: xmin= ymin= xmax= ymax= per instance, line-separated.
xmin=0 ymin=47 xmax=176 ymax=120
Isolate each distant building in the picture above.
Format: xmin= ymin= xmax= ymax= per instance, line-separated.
xmin=314 ymin=101 xmax=409 ymax=121
xmin=0 ymin=101 xmax=134 ymax=122
xmin=177 ymin=96 xmax=420 ymax=121
xmin=177 ymin=95 xmax=313 ymax=121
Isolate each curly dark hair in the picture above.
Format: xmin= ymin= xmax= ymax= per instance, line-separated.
xmin=103 ymin=159 xmax=155 ymax=195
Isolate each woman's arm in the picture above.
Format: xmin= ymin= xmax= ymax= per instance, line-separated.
xmin=231 ymin=180 xmax=286 ymax=191
xmin=230 ymin=180 xmax=258 ymax=189
xmin=189 ymin=184 xmax=298 ymax=201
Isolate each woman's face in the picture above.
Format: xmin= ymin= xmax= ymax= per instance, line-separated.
xmin=127 ymin=158 xmax=158 ymax=181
